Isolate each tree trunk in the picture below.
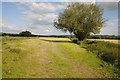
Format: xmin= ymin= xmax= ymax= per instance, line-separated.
xmin=74 ymin=31 xmax=86 ymax=41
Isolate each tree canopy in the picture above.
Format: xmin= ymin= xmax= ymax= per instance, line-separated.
xmin=19 ymin=31 xmax=32 ymax=37
xmin=54 ymin=3 xmax=105 ymax=40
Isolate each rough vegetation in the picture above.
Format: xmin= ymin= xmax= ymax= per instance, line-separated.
xmin=80 ymin=39 xmax=120 ymax=77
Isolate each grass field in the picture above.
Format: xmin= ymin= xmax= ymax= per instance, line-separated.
xmin=88 ymin=39 xmax=119 ymax=44
xmin=2 ymin=37 xmax=119 ymax=78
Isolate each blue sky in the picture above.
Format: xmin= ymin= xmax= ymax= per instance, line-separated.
xmin=1 ymin=1 xmax=119 ymax=35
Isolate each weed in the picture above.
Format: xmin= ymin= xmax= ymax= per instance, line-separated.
xmin=80 ymin=39 xmax=120 ymax=76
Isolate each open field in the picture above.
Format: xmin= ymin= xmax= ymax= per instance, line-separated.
xmin=2 ymin=37 xmax=119 ymax=78
xmin=88 ymin=39 xmax=119 ymax=44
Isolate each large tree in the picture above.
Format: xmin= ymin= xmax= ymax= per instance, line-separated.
xmin=54 ymin=3 xmax=105 ymax=40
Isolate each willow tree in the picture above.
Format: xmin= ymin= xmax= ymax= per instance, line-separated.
xmin=54 ymin=3 xmax=105 ymax=40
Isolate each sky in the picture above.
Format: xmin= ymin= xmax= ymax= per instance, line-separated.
xmin=0 ymin=0 xmax=119 ymax=35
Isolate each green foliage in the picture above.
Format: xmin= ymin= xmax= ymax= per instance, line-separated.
xmin=72 ymin=38 xmax=79 ymax=43
xmin=90 ymin=35 xmax=120 ymax=39
xmin=19 ymin=31 xmax=32 ymax=37
xmin=81 ymin=40 xmax=120 ymax=67
xmin=54 ymin=3 xmax=105 ymax=40
xmin=80 ymin=40 xmax=120 ymax=77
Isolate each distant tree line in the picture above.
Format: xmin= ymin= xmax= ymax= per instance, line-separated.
xmin=0 ymin=31 xmax=72 ymax=38
xmin=1 ymin=31 xmax=32 ymax=37
xmin=90 ymin=35 xmax=120 ymax=39
xmin=0 ymin=31 xmax=120 ymax=39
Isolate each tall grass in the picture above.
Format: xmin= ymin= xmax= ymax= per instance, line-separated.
xmin=80 ymin=40 xmax=120 ymax=73
xmin=81 ymin=40 xmax=119 ymax=63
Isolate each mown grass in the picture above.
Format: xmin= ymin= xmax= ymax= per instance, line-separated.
xmin=58 ymin=42 xmax=119 ymax=78
xmin=47 ymin=50 xmax=77 ymax=78
xmin=40 ymin=37 xmax=119 ymax=77
xmin=2 ymin=36 xmax=42 ymax=78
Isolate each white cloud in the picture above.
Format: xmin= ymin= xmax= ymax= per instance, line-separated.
xmin=18 ymin=2 xmax=66 ymax=24
xmin=100 ymin=18 xmax=118 ymax=35
xmin=2 ymin=0 xmax=37 ymax=2
xmin=2 ymin=0 xmax=95 ymax=2
xmin=24 ymin=12 xmax=58 ymax=25
xmin=96 ymin=0 xmax=119 ymax=2
xmin=1 ymin=20 xmax=28 ymax=33
xmin=1 ymin=20 xmax=18 ymax=30
xmin=0 ymin=20 xmax=4 ymax=26
xmin=63 ymin=0 xmax=95 ymax=2
xmin=16 ymin=2 xmax=69 ymax=35
xmin=30 ymin=3 xmax=65 ymax=12
xmin=104 ymin=18 xmax=118 ymax=27
xmin=103 ymin=19 xmax=118 ymax=31
xmin=27 ymin=25 xmax=69 ymax=35
xmin=96 ymin=2 xmax=118 ymax=10
xmin=18 ymin=2 xmax=66 ymax=13
xmin=43 ymin=27 xmax=52 ymax=32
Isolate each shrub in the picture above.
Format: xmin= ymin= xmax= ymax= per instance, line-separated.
xmin=19 ymin=31 xmax=32 ymax=37
xmin=72 ymin=38 xmax=79 ymax=43
xmin=81 ymin=40 xmax=119 ymax=67
xmin=100 ymin=53 xmax=115 ymax=64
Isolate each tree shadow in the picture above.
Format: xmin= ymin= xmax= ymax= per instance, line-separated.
xmin=39 ymin=38 xmax=73 ymax=43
